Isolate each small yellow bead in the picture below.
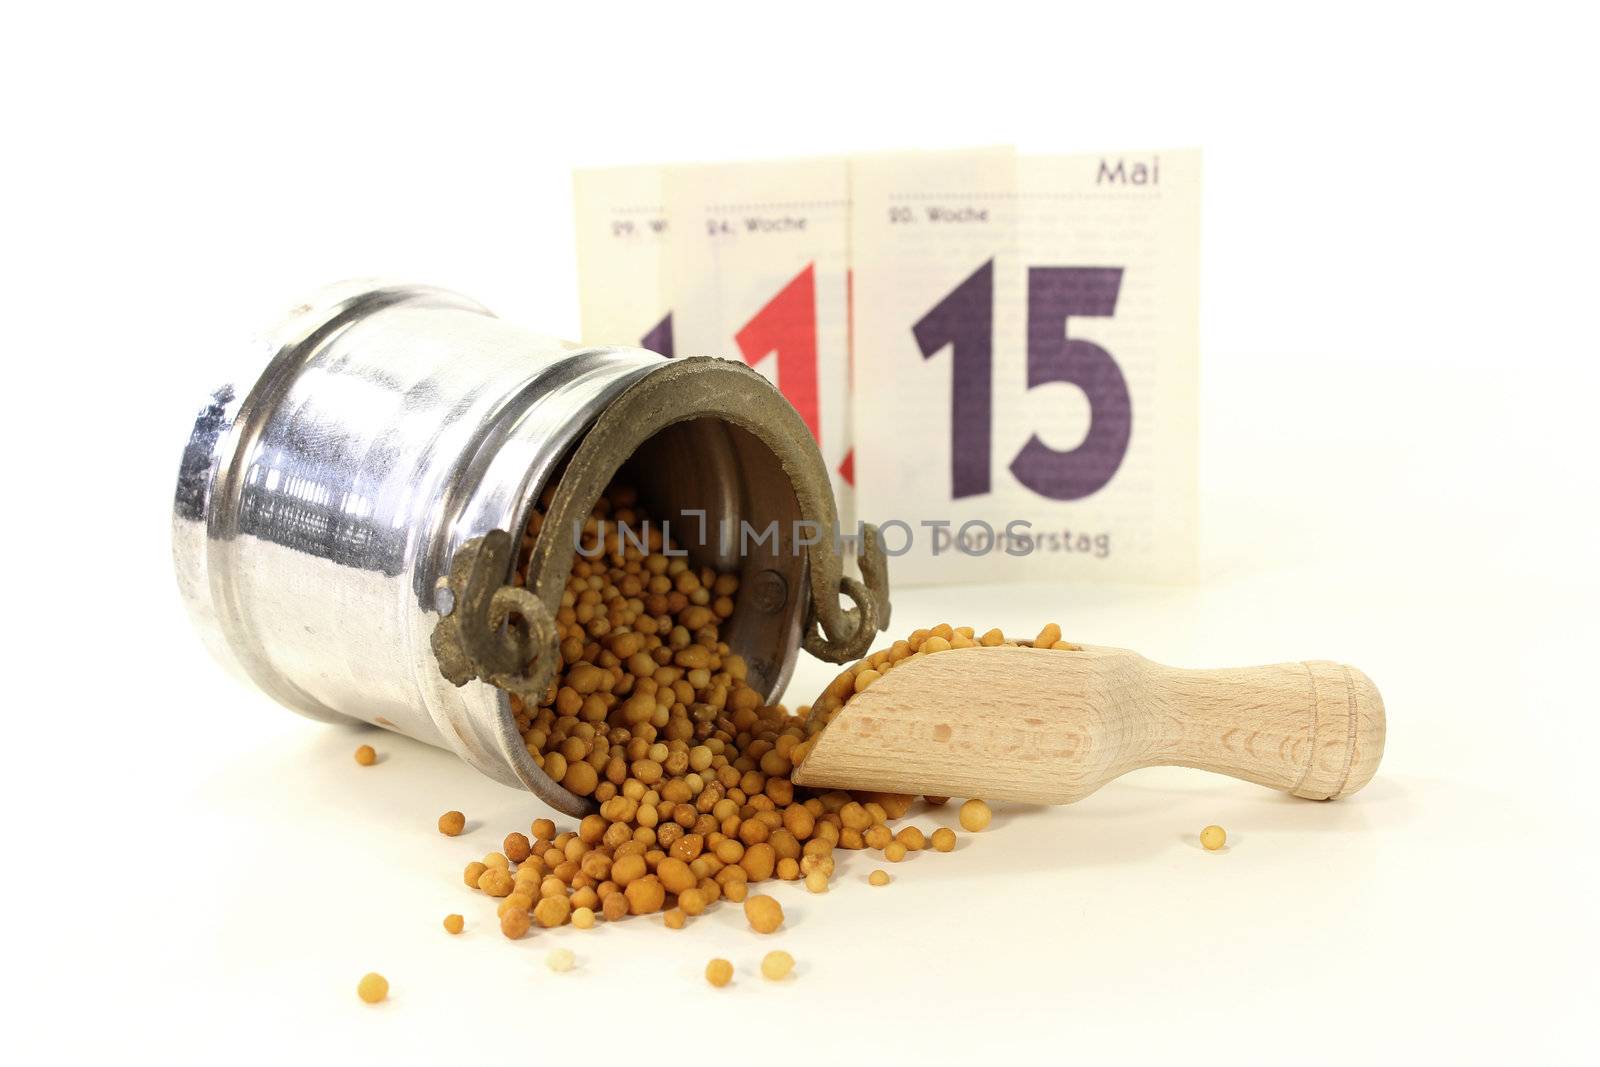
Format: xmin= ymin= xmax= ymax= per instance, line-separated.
xmin=761 ymin=950 xmax=795 ymax=981
xmin=705 ymin=958 xmax=734 ymax=987
xmin=1200 ymin=824 xmax=1227 ymax=851
xmin=868 ymin=869 xmax=890 ymax=886
xmin=356 ymin=973 xmax=388 ymax=1004
xmin=959 ymin=798 xmax=992 ymax=832
xmin=545 ymin=948 xmax=576 ymax=973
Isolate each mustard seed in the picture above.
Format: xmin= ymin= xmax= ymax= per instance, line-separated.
xmin=533 ymin=894 xmax=571 ymax=928
xmin=705 ymin=958 xmax=734 ymax=987
xmin=356 ymin=972 xmax=388 ymax=1003
xmin=740 ymin=842 xmax=776 ymax=882
xmin=1200 ymin=824 xmax=1227 ymax=851
xmin=612 ymin=853 xmax=647 ymax=887
xmin=959 ymin=799 xmax=992 ymax=832
xmin=761 ymin=950 xmax=795 ymax=981
xmin=625 ymin=878 xmax=666 ymax=915
xmin=497 ymin=893 xmax=533 ymax=918
xmin=873 ymin=792 xmax=915 ymax=819
xmin=463 ymin=861 xmax=487 ymax=888
xmin=443 ymin=913 xmax=464 ymax=934
xmin=800 ymin=853 xmax=834 ymax=878
xmin=546 ymin=948 xmax=576 ymax=973
xmin=478 ymin=868 xmax=513 ymax=897
xmin=931 ymin=827 xmax=957 ymax=853
xmin=744 ymin=894 xmax=784 ymax=934
xmin=438 ymin=810 xmax=466 ymax=836
xmin=503 ymin=832 xmax=531 ymax=864
xmin=804 ymin=869 xmax=829 ymax=894
xmin=840 ymin=802 xmax=872 ymax=831
xmin=657 ymin=857 xmax=696 ymax=894
xmin=884 ymin=841 xmax=907 ymax=863
xmin=501 ymin=908 xmax=531 ymax=939
xmin=664 ymin=907 xmax=686 ymax=929
xmin=572 ymin=906 xmax=596 ymax=929
xmin=354 ymin=744 xmax=376 ymax=766
xmin=868 ymin=869 xmax=890 ymax=886
xmin=895 ymin=826 xmax=927 ymax=851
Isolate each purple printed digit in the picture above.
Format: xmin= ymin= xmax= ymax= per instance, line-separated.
xmin=913 ymin=259 xmax=993 ymax=499
xmin=1010 ymin=267 xmax=1130 ymax=500
xmin=640 ymin=312 xmax=674 ymax=358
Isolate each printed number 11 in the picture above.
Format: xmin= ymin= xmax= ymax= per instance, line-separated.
xmin=913 ymin=260 xmax=1131 ymax=501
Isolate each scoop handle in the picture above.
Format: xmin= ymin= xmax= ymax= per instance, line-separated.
xmin=1146 ymin=660 xmax=1385 ymax=799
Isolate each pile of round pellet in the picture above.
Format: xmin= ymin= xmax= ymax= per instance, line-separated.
xmin=449 ymin=485 xmax=1082 ymax=943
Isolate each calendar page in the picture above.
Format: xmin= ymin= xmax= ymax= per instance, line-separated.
xmin=851 ymin=149 xmax=1199 ymax=584
xmin=573 ymin=165 xmax=675 ymax=354
xmin=661 ymin=158 xmax=855 ymax=525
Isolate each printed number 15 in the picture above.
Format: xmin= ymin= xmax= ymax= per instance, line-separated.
xmin=913 ymin=260 xmax=1131 ymax=501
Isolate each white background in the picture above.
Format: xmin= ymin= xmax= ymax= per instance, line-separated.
xmin=4 ymin=2 xmax=1596 ymax=1063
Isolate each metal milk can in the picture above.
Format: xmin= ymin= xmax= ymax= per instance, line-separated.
xmin=173 ymin=281 xmax=888 ymax=815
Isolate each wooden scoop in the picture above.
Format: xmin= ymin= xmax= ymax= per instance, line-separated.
xmin=789 ymin=645 xmax=1385 ymax=804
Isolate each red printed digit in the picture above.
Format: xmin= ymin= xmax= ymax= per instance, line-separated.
xmin=736 ymin=264 xmax=820 ymax=441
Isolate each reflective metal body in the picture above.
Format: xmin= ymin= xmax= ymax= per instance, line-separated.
xmin=173 ymin=282 xmax=825 ymax=812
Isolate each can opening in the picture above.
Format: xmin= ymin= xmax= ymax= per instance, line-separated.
xmin=484 ymin=411 xmax=812 ymax=815
xmin=616 ymin=418 xmax=807 ymax=702
xmin=435 ymin=354 xmax=884 ymax=816
xmin=509 ymin=414 xmax=808 ymax=707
